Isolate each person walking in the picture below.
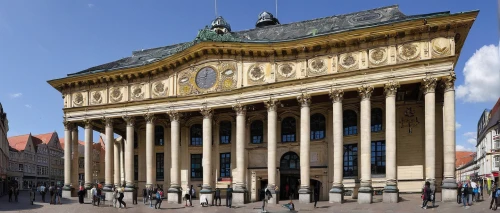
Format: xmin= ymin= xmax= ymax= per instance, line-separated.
xmin=143 ymin=187 xmax=148 ymax=204
xmin=491 ymin=184 xmax=498 ymax=210
xmin=214 ymin=188 xmax=221 ymax=206
xmin=421 ymin=181 xmax=431 ymax=209
xmin=262 ymin=186 xmax=272 ymax=211
xmin=90 ymin=185 xmax=97 ymax=206
xmin=155 ymin=188 xmax=163 ymax=209
xmin=132 ymin=187 xmax=138 ymax=205
xmin=462 ymin=182 xmax=469 ymax=208
xmin=117 ymin=187 xmax=127 ymax=209
xmin=14 ymin=186 xmax=19 ymax=202
xmin=457 ymin=183 xmax=462 ymax=204
xmin=429 ymin=183 xmax=436 ymax=208
xmin=30 ymin=187 xmax=35 ymax=205
xmin=7 ymin=186 xmax=13 ymax=202
xmin=77 ymin=185 xmax=85 ymax=204
xmin=55 ymin=185 xmax=62 ymax=205
xmin=226 ymin=185 xmax=233 ymax=208
xmin=183 ymin=186 xmax=192 ymax=207
xmin=190 ymin=185 xmax=196 ymax=200
xmin=313 ymin=187 xmax=320 ymax=208
xmin=467 ymin=182 xmax=473 ymax=206
xmin=40 ymin=184 xmax=46 ymax=203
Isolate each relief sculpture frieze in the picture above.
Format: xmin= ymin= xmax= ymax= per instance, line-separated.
xmin=307 ymin=57 xmax=328 ymax=76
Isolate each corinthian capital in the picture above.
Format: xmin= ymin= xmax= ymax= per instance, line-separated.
xmin=297 ymin=93 xmax=311 ymax=107
xmin=232 ymin=103 xmax=246 ymax=116
xmin=421 ymin=76 xmax=438 ymax=94
xmin=167 ymin=110 xmax=181 ymax=122
xmin=102 ymin=117 xmax=114 ymax=127
xmin=441 ymin=72 xmax=456 ymax=92
xmin=329 ymin=88 xmax=344 ymax=103
xmin=264 ymin=98 xmax=279 ymax=112
xmin=144 ymin=113 xmax=156 ymax=124
xmin=63 ymin=120 xmax=73 ymax=131
xmin=384 ymin=81 xmax=400 ymax=97
xmin=122 ymin=116 xmax=135 ymax=127
xmin=200 ymin=104 xmax=213 ymax=119
xmin=83 ymin=119 xmax=93 ymax=129
xmin=358 ymin=84 xmax=374 ymax=100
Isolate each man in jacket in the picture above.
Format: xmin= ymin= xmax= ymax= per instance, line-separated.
xmin=226 ymin=185 xmax=233 ymax=208
xmin=490 ymin=184 xmax=498 ymax=209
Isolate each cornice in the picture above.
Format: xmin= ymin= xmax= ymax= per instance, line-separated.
xmin=47 ymin=11 xmax=477 ymax=91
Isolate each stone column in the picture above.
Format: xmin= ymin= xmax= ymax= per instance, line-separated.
xmin=167 ymin=110 xmax=182 ymax=203
xmin=62 ymin=120 xmax=73 ymax=197
xmin=114 ymin=138 xmax=121 ymax=187
xmin=329 ymin=88 xmax=344 ymax=203
xmin=232 ymin=103 xmax=247 ymax=204
xmin=123 ymin=116 xmax=135 ymax=191
xmin=200 ymin=105 xmax=214 ymax=202
xmin=422 ymin=76 xmax=437 ymax=186
xmin=383 ymin=81 xmax=400 ymax=203
xmin=264 ymin=98 xmax=279 ymax=204
xmin=120 ymin=139 xmax=125 ymax=186
xmin=145 ymin=113 xmax=156 ymax=188
xmin=442 ymin=73 xmax=458 ymax=201
xmin=71 ymin=127 xmax=79 ymax=194
xmin=297 ymin=93 xmax=312 ymax=203
xmin=358 ymin=85 xmax=373 ymax=204
xmin=83 ymin=120 xmax=93 ymax=189
xmin=103 ymin=118 xmax=114 ymax=191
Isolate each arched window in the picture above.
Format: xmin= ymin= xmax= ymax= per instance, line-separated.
xmin=281 ymin=117 xmax=296 ymax=142
xmin=219 ymin=121 xmax=231 ymax=144
xmin=250 ymin=120 xmax=264 ymax=144
xmin=155 ymin=125 xmax=164 ymax=146
xmin=190 ymin=124 xmax=202 ymax=146
xmin=371 ymin=108 xmax=383 ymax=132
xmin=280 ymin=152 xmax=300 ymax=170
xmin=310 ymin=113 xmax=326 ymax=140
xmin=343 ymin=110 xmax=357 ymax=136
xmin=133 ymin=131 xmax=138 ymax=149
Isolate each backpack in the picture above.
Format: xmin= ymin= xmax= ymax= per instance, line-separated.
xmin=159 ymin=190 xmax=164 ymax=197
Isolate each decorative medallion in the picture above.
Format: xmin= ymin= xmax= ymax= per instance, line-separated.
xmin=223 ymin=79 xmax=233 ymax=89
xmin=131 ymin=85 xmax=144 ymax=100
xmin=308 ymin=58 xmax=327 ymax=74
xmin=248 ymin=65 xmax=265 ymax=82
xmin=180 ymin=85 xmax=192 ymax=95
xmin=152 ymin=81 xmax=167 ymax=97
xmin=339 ymin=53 xmax=358 ymax=70
xmin=179 ymin=76 xmax=190 ymax=84
xmin=91 ymin=91 xmax=102 ymax=104
xmin=431 ymin=38 xmax=451 ymax=57
xmin=397 ymin=43 xmax=420 ymax=61
xmin=110 ymin=88 xmax=123 ymax=103
xmin=369 ymin=48 xmax=388 ymax=66
xmin=277 ymin=63 xmax=295 ymax=79
xmin=223 ymin=69 xmax=234 ymax=77
xmin=73 ymin=93 xmax=84 ymax=106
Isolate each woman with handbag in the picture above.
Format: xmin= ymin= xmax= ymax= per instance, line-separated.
xmin=421 ymin=181 xmax=431 ymax=209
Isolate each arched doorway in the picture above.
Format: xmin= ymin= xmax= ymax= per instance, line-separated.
xmin=280 ymin=152 xmax=300 ymax=200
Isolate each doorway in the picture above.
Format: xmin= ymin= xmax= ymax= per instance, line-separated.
xmin=259 ymin=179 xmax=268 ymax=201
xmin=279 ymin=152 xmax=300 ymax=200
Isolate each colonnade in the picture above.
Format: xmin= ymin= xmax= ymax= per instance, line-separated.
xmin=62 ymin=75 xmax=458 ymax=203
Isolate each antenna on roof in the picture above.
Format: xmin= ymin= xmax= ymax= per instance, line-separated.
xmin=276 ymin=0 xmax=279 ymax=18
xmin=215 ymin=0 xmax=218 ymax=17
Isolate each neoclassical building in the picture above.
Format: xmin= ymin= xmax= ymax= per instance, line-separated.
xmin=48 ymin=5 xmax=477 ymax=204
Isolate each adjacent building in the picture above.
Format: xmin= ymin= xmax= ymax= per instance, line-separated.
xmin=7 ymin=132 xmax=64 ymax=189
xmin=47 ymin=5 xmax=477 ymax=204
xmin=455 ymin=151 xmax=475 ymax=182
xmin=476 ymin=98 xmax=500 ymax=183
xmin=0 ymin=103 xmax=9 ymax=196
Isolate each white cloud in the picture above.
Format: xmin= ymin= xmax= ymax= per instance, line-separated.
xmin=463 ymin=132 xmax=477 ymax=138
xmin=456 ymin=44 xmax=500 ymax=102
xmin=9 ymin=93 xmax=22 ymax=98
xmin=88 ymin=3 xmax=94 ymax=8
xmin=456 ymin=122 xmax=462 ymax=129
xmin=467 ymin=138 xmax=477 ymax=144
xmin=456 ymin=145 xmax=474 ymax=152
xmin=24 ymin=104 xmax=32 ymax=108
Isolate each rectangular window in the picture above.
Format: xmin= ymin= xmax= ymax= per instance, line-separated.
xmin=371 ymin=141 xmax=386 ymax=175
xmin=79 ymin=157 xmax=84 ymax=168
xmin=191 ymin=154 xmax=202 ymax=178
xmin=343 ymin=144 xmax=358 ymax=177
xmin=134 ymin=155 xmax=138 ymax=181
xmin=19 ymin=164 xmax=23 ymax=172
xmin=220 ymin=153 xmax=231 ymax=178
xmin=156 ymin=153 xmax=164 ymax=180
xmin=155 ymin=126 xmax=164 ymax=146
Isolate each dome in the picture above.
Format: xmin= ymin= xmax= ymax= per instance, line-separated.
xmin=256 ymin=11 xmax=280 ymax=28
xmin=211 ymin=16 xmax=231 ymax=34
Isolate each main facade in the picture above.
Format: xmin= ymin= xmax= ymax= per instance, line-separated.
xmin=48 ymin=5 xmax=477 ymax=204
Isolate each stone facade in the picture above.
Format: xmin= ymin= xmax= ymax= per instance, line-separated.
xmin=48 ymin=6 xmax=478 ymax=204
xmin=0 ymin=103 xmax=8 ymax=196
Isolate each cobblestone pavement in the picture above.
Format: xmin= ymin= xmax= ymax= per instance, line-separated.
xmin=0 ymin=191 xmax=497 ymax=213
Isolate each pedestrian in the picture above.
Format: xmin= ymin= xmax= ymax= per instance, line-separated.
xmin=149 ymin=186 xmax=154 ymax=208
xmin=226 ymin=184 xmax=233 ymax=208
xmin=77 ymin=185 xmax=85 ymax=204
xmin=471 ymin=180 xmax=477 ymax=202
xmin=457 ymin=182 xmax=462 ymax=204
xmin=421 ymin=181 xmax=431 ymax=209
xmin=133 ymin=187 xmax=138 ymax=205
xmin=282 ymin=200 xmax=295 ymax=211
xmin=262 ymin=186 xmax=272 ymax=211
xmin=8 ymin=186 xmax=13 ymax=202
xmin=429 ymin=183 xmax=436 ymax=208
xmin=95 ymin=185 xmax=102 ymax=206
xmin=183 ymin=186 xmax=191 ymax=207
xmin=313 ymin=187 xmax=320 ymax=208
xmin=490 ymin=184 xmax=498 ymax=210
xmin=40 ymin=184 xmax=46 ymax=203
xmin=467 ymin=182 xmax=473 ymax=206
xmin=117 ymin=187 xmax=127 ymax=209
xmin=155 ymin=188 xmax=163 ymax=209
xmin=214 ymin=188 xmax=221 ymax=206
xmin=49 ymin=183 xmax=56 ymax=204
xmin=143 ymin=187 xmax=148 ymax=204
xmin=190 ymin=185 xmax=196 ymax=199
xmin=112 ymin=187 xmax=118 ymax=208
xmin=462 ymin=182 xmax=469 ymax=208
xmin=90 ymin=185 xmax=97 ymax=206
xmin=30 ymin=188 xmax=35 ymax=205
xmin=14 ymin=186 xmax=19 ymax=202
xmin=57 ymin=185 xmax=62 ymax=204
xmin=285 ymin=183 xmax=290 ymax=199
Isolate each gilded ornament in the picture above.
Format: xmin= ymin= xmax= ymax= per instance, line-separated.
xmin=180 ymin=85 xmax=191 ymax=95
xmin=398 ymin=43 xmax=420 ymax=60
xmin=223 ymin=79 xmax=233 ymax=89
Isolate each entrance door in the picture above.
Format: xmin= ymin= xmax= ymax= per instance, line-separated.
xmin=259 ymin=179 xmax=268 ymax=201
xmin=279 ymin=152 xmax=300 ymax=200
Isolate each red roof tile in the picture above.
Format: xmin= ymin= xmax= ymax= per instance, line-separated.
xmin=33 ymin=132 xmax=55 ymax=144
xmin=8 ymin=134 xmax=30 ymax=151
xmin=456 ymin=151 xmax=475 ymax=167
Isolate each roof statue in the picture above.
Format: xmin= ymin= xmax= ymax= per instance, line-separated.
xmin=256 ymin=11 xmax=280 ymax=28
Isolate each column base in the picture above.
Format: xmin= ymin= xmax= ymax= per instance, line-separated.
xmin=62 ymin=189 xmax=73 ymax=198
xmin=105 ymin=191 xmax=115 ymax=202
xmin=232 ymin=191 xmax=247 ymax=205
xmin=62 ymin=185 xmax=72 ymax=191
xmin=357 ymin=187 xmax=373 ymax=204
xmin=268 ymin=190 xmax=279 ymax=204
xmin=329 ymin=186 xmax=344 ymax=203
xmin=103 ymin=184 xmax=113 ymax=192
xmin=200 ymin=184 xmax=213 ymax=194
xmin=124 ymin=183 xmax=135 ymax=192
xmin=84 ymin=182 xmax=92 ymax=190
xmin=200 ymin=193 xmax=213 ymax=205
xmin=383 ymin=185 xmax=399 ymax=203
xmin=442 ymin=179 xmax=458 ymax=202
xmin=123 ymin=191 xmax=134 ymax=202
xmin=168 ymin=191 xmax=182 ymax=204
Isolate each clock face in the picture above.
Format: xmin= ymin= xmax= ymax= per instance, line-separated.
xmin=195 ymin=67 xmax=217 ymax=89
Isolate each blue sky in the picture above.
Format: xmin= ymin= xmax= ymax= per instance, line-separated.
xmin=0 ymin=0 xmax=498 ymax=150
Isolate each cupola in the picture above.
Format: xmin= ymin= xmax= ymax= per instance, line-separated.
xmin=256 ymin=11 xmax=280 ymax=28
xmin=211 ymin=16 xmax=231 ymax=34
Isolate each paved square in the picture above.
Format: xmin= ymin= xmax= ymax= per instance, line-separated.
xmin=0 ymin=191 xmax=496 ymax=213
